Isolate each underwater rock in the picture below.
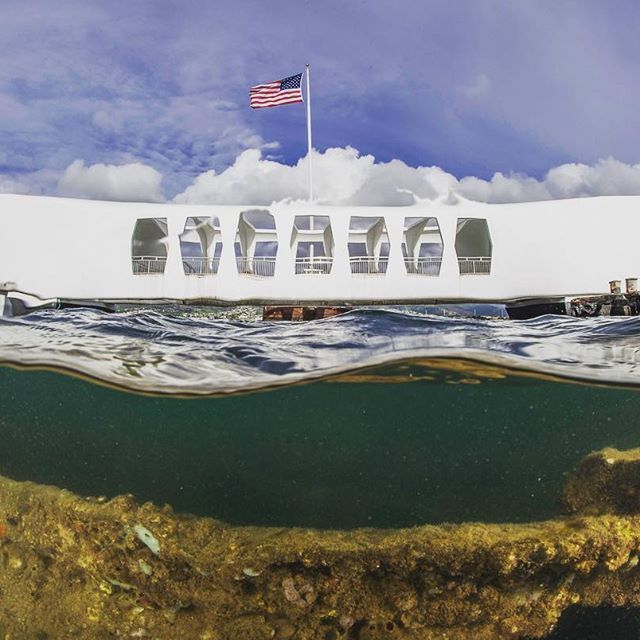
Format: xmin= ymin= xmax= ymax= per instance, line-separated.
xmin=561 ymin=447 xmax=640 ymax=515
xmin=2 ymin=449 xmax=640 ymax=638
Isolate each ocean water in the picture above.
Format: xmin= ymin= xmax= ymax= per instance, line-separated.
xmin=3 ymin=306 xmax=640 ymax=637
xmin=1 ymin=306 xmax=640 ymax=529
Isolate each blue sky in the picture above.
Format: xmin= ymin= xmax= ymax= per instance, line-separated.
xmin=1 ymin=0 xmax=640 ymax=201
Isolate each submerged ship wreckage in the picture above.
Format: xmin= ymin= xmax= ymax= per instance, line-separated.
xmin=1 ymin=447 xmax=640 ymax=639
xmin=2 ymin=193 xmax=640 ymax=319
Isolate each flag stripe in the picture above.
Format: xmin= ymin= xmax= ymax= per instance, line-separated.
xmin=250 ymin=92 xmax=303 ymax=104
xmin=250 ymin=96 xmax=303 ymax=109
xmin=250 ymin=91 xmax=302 ymax=102
xmin=250 ymin=90 xmax=301 ymax=98
xmin=250 ymin=100 xmax=301 ymax=106
xmin=250 ymin=86 xmax=299 ymax=92
xmin=250 ymin=82 xmax=280 ymax=90
xmin=251 ymin=94 xmax=302 ymax=102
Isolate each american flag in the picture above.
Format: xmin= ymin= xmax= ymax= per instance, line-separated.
xmin=250 ymin=73 xmax=304 ymax=109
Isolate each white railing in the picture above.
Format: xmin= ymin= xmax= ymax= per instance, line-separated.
xmin=294 ymin=257 xmax=333 ymax=275
xmin=236 ymin=257 xmax=277 ymax=277
xmin=349 ymin=257 xmax=388 ymax=274
xmin=458 ymin=257 xmax=492 ymax=275
xmin=132 ymin=256 xmax=167 ymax=274
xmin=182 ymin=257 xmax=220 ymax=275
xmin=404 ymin=257 xmax=442 ymax=276
xmin=132 ymin=254 xmax=490 ymax=277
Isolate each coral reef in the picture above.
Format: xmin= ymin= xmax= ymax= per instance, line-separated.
xmin=2 ymin=449 xmax=640 ymax=638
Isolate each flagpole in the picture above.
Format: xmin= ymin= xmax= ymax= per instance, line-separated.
xmin=305 ymin=64 xmax=313 ymax=202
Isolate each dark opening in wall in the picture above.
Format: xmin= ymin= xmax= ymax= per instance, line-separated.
xmin=348 ymin=216 xmax=389 ymax=274
xmin=402 ymin=216 xmax=443 ymax=276
xmin=131 ymin=218 xmax=168 ymax=275
xmin=455 ymin=218 xmax=492 ymax=275
xmin=179 ymin=216 xmax=222 ymax=275
xmin=236 ymin=209 xmax=278 ymax=277
xmin=291 ymin=215 xmax=334 ymax=274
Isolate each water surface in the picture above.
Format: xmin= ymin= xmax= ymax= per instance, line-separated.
xmin=2 ymin=307 xmax=640 ymax=395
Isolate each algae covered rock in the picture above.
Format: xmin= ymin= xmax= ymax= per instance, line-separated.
xmin=2 ymin=448 xmax=640 ymax=638
xmin=561 ymin=447 xmax=640 ymax=515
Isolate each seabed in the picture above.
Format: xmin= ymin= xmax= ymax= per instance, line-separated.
xmin=1 ymin=448 xmax=640 ymax=639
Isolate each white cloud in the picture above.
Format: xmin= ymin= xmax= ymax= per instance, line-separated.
xmin=454 ymin=158 xmax=640 ymax=203
xmin=0 ymin=175 xmax=31 ymax=195
xmin=174 ymin=147 xmax=378 ymax=205
xmin=174 ymin=148 xmax=640 ymax=206
xmin=174 ymin=147 xmax=461 ymax=206
xmin=0 ymin=168 xmax=59 ymax=196
xmin=57 ymin=160 xmax=165 ymax=203
xmin=3 ymin=149 xmax=640 ymax=208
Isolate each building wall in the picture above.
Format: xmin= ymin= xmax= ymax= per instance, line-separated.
xmin=0 ymin=194 xmax=637 ymax=305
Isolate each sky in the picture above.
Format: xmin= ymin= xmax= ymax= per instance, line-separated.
xmin=2 ymin=0 xmax=640 ymax=204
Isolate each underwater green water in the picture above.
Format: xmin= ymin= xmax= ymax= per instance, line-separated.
xmin=1 ymin=364 xmax=640 ymax=529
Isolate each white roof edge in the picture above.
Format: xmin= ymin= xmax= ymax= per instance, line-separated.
xmin=0 ymin=191 xmax=638 ymax=212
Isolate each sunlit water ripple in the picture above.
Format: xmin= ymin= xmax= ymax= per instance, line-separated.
xmin=1 ymin=307 xmax=640 ymax=394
